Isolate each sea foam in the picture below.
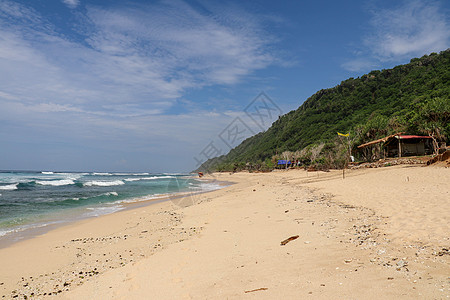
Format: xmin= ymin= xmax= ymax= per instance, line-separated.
xmin=114 ymin=173 xmax=150 ymax=176
xmin=0 ymin=183 xmax=18 ymax=190
xmin=124 ymin=176 xmax=175 ymax=182
xmin=36 ymin=179 xmax=75 ymax=186
xmin=123 ymin=178 xmax=141 ymax=182
xmin=84 ymin=180 xmax=125 ymax=187
xmin=103 ymin=191 xmax=119 ymax=196
xmin=84 ymin=205 xmax=124 ymax=217
xmin=190 ymin=181 xmax=225 ymax=192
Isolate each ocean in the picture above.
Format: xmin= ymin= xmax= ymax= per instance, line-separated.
xmin=0 ymin=171 xmax=221 ymax=240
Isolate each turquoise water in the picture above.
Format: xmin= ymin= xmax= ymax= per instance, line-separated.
xmin=0 ymin=171 xmax=220 ymax=238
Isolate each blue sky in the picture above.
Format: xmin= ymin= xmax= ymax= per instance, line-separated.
xmin=0 ymin=0 xmax=449 ymax=172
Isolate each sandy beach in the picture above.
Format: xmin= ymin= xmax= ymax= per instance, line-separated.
xmin=0 ymin=165 xmax=449 ymax=299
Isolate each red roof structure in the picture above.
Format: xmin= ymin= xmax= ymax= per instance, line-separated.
xmin=357 ymin=133 xmax=433 ymax=148
xmin=357 ymin=132 xmax=404 ymax=149
xmin=397 ymin=135 xmax=432 ymax=139
xmin=357 ymin=133 xmax=434 ymax=158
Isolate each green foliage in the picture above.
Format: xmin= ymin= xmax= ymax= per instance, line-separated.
xmin=197 ymin=49 xmax=450 ymax=172
xmin=264 ymin=158 xmax=275 ymax=169
xmin=411 ymin=97 xmax=450 ymax=140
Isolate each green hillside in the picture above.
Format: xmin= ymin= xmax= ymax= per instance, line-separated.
xmin=198 ymin=49 xmax=450 ymax=172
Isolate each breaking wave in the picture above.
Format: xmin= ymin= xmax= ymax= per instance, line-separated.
xmin=36 ymin=179 xmax=76 ymax=186
xmin=84 ymin=180 xmax=125 ymax=187
xmin=0 ymin=184 xmax=18 ymax=190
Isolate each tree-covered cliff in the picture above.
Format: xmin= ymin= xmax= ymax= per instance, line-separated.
xmin=198 ymin=49 xmax=450 ymax=172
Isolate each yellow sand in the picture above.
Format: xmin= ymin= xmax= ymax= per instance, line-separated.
xmin=0 ymin=165 xmax=449 ymax=299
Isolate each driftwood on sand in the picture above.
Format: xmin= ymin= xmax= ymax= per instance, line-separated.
xmin=280 ymin=235 xmax=299 ymax=246
xmin=244 ymin=287 xmax=268 ymax=293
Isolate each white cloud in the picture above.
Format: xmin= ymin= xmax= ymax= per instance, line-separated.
xmin=0 ymin=91 xmax=19 ymax=100
xmin=0 ymin=1 xmax=42 ymax=23
xmin=0 ymin=0 xmax=279 ymax=171
xmin=0 ymin=97 xmax=245 ymax=151
xmin=0 ymin=0 xmax=277 ymax=114
xmin=343 ymin=0 xmax=449 ymax=71
xmin=367 ymin=0 xmax=449 ymax=60
xmin=84 ymin=1 xmax=274 ymax=86
xmin=29 ymin=103 xmax=84 ymax=113
xmin=62 ymin=0 xmax=80 ymax=9
xmin=341 ymin=58 xmax=376 ymax=72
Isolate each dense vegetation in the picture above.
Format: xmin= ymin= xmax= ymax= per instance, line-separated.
xmin=198 ymin=49 xmax=450 ymax=172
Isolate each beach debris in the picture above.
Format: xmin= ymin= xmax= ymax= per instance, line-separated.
xmin=280 ymin=235 xmax=299 ymax=245
xmin=344 ymin=259 xmax=353 ymax=263
xmin=435 ymin=248 xmax=449 ymax=256
xmin=396 ymin=260 xmax=408 ymax=270
xmin=351 ymin=157 xmax=427 ymax=169
xmin=387 ymin=277 xmax=394 ymax=280
xmin=244 ymin=287 xmax=268 ymax=293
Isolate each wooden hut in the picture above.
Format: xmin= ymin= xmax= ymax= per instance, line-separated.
xmin=358 ymin=134 xmax=434 ymax=159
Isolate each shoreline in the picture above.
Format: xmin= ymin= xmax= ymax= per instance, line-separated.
xmin=0 ymin=177 xmax=238 ymax=299
xmin=1 ymin=166 xmax=449 ymax=299
xmin=0 ymin=177 xmax=232 ymax=249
